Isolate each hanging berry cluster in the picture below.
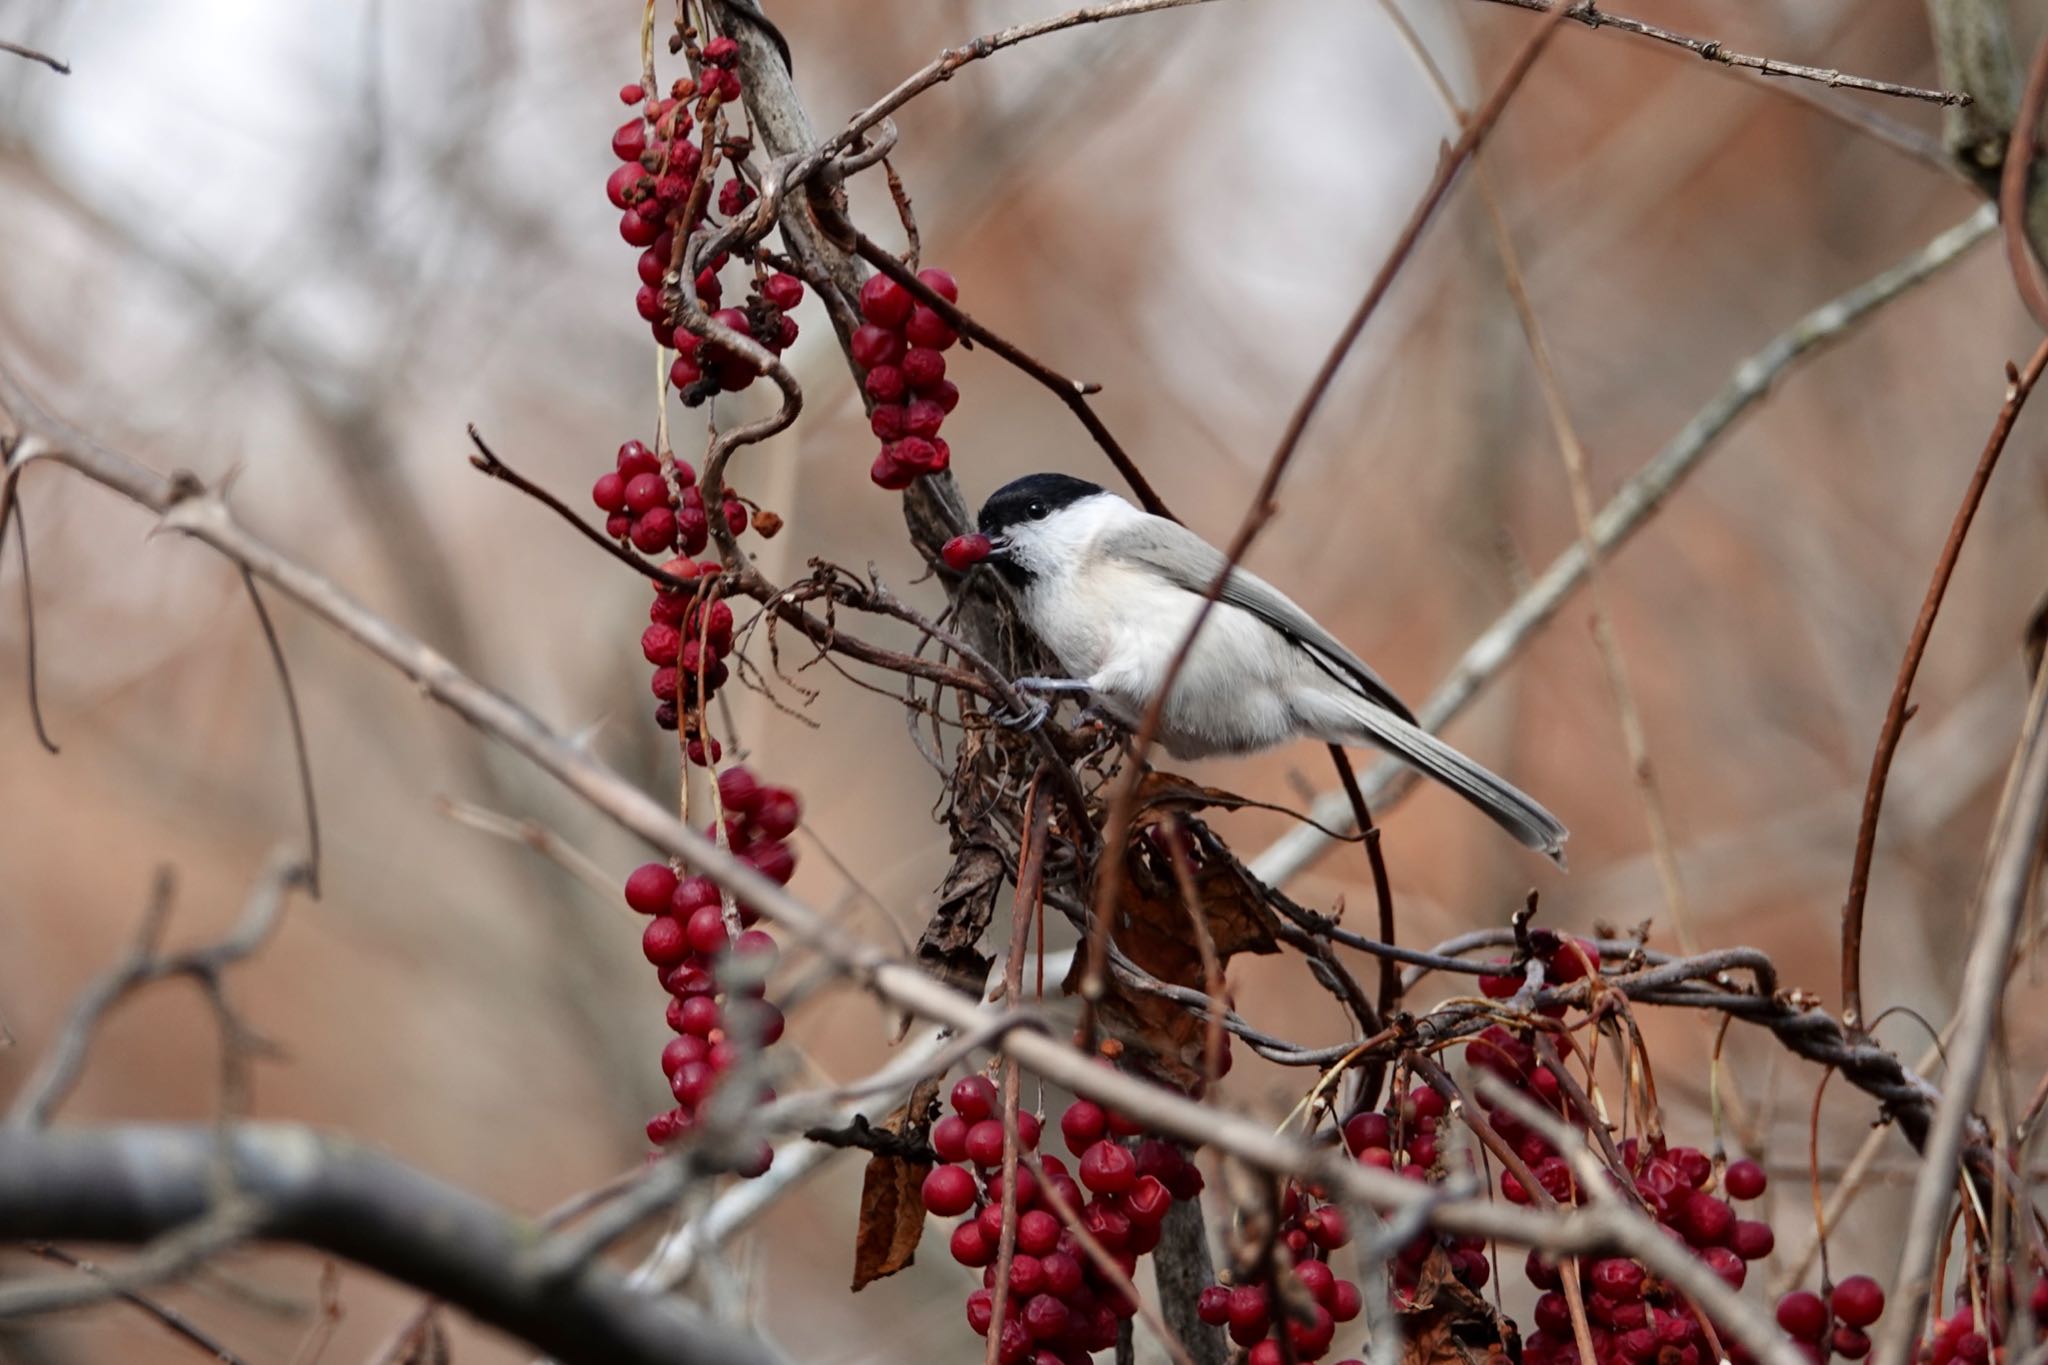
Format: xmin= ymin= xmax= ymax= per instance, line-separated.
xmin=922 ymin=1080 xmax=1204 ymax=1363
xmin=623 ymin=765 xmax=800 ymax=1170
xmin=1198 ymin=1179 xmax=1364 ymax=1365
xmin=856 ymin=271 xmax=963 ymax=490
xmin=607 ymin=37 xmax=804 ymax=406
xmin=1456 ymin=934 xmax=1846 ymax=1365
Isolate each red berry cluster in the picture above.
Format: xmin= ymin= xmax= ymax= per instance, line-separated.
xmin=855 ymin=270 xmax=963 ymax=490
xmin=1777 ymin=1277 xmax=1885 ymax=1364
xmin=594 ymin=439 xmax=735 ymax=558
xmin=1342 ymin=1086 xmax=1494 ymax=1299
xmin=1461 ymin=1024 xmax=1782 ymax=1365
xmin=608 ymin=41 xmax=802 ymax=406
xmin=626 ymin=764 xmax=800 ymax=1170
xmin=642 ymin=556 xmax=736 ymax=758
xmin=923 ymin=1082 xmax=1203 ymax=1363
xmin=1197 ymin=1180 xmax=1363 ymax=1365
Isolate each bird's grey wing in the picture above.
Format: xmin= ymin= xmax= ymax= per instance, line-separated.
xmin=1100 ymin=517 xmax=1418 ymax=724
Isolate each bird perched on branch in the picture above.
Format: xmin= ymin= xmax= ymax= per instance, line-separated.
xmin=944 ymin=472 xmax=1568 ymax=865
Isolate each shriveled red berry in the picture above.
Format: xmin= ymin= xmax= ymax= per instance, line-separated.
xmin=1723 ymin=1158 xmax=1767 ymax=1200
xmin=859 ymin=274 xmax=914 ymax=328
xmin=922 ymin=1163 xmax=978 ymax=1216
xmin=869 ymin=403 xmax=908 ymax=441
xmin=1079 ymin=1140 xmax=1136 ymax=1194
xmin=762 ymin=272 xmax=804 ymax=312
xmin=702 ymin=35 xmax=739 ymax=65
xmin=1016 ymin=1208 xmax=1059 ymax=1256
xmin=864 ymin=365 xmax=907 ymax=404
xmin=632 ymin=508 xmax=678 ymax=554
xmin=905 ymin=397 xmax=947 ymax=438
xmin=851 ymin=323 xmax=906 ymax=369
xmin=1197 ymin=1285 xmax=1231 ymax=1326
xmin=1834 ymin=1328 xmax=1872 ymax=1360
xmin=903 ymin=347 xmax=946 ymax=390
xmin=612 ymin=119 xmax=648 ymax=162
xmin=870 ymin=447 xmax=915 ymax=490
xmin=1832 ymin=1275 xmax=1885 ymax=1328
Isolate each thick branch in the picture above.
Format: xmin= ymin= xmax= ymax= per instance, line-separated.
xmin=0 ymin=1125 xmax=780 ymax=1365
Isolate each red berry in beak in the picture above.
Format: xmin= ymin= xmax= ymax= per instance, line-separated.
xmin=942 ymin=533 xmax=993 ymax=572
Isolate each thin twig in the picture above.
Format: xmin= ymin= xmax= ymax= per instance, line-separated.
xmin=241 ymin=569 xmax=321 ymax=897
xmin=25 ymin=1244 xmax=255 ymax=1365
xmin=1841 ymin=336 xmax=2048 ymax=1030
xmin=0 ymin=37 xmax=69 ymax=73
xmin=6 ymin=488 xmax=57 ymax=753
xmin=1326 ymin=746 xmax=1399 ymax=1022
xmin=1469 ymin=0 xmax=1969 ymax=105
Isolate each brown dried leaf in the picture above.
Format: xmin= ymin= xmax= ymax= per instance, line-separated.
xmin=1397 ymin=1247 xmax=1519 ymax=1365
xmin=850 ymin=1098 xmax=934 ymax=1291
xmin=1065 ymin=773 xmax=1283 ymax=1088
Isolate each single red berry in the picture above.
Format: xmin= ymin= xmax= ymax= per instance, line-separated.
xmin=716 ymin=765 xmax=763 ymax=814
xmin=685 ymin=904 xmax=729 ymax=955
xmin=671 ymin=876 xmax=720 ymax=915
xmin=1777 ymin=1291 xmax=1829 ymax=1341
xmin=677 ymin=995 xmax=721 ymax=1037
xmin=851 ymin=323 xmax=906 ymax=370
xmin=1833 ymin=1328 xmax=1872 ymax=1360
xmin=1008 ymin=1209 xmax=1056 ymax=1256
xmin=1042 ymin=1250 xmax=1082 ymax=1297
xmin=641 ymin=624 xmax=681 ymax=667
xmin=612 ymin=119 xmax=648 ymax=162
xmin=743 ymin=839 xmax=795 ymax=884
xmin=761 ymin=272 xmax=804 ymax=312
xmin=1703 ymin=1245 xmax=1746 ymax=1289
xmin=903 ymin=347 xmax=946 ymax=390
xmin=754 ymin=789 xmax=801 ymax=839
xmin=1079 ymin=1140 xmax=1136 ymax=1195
xmin=1007 ymin=1253 xmax=1046 ymax=1297
xmin=1247 ymin=1343 xmax=1283 ymax=1365
xmin=864 ymin=364 xmax=908 ymax=404
xmin=926 ymin=377 xmax=961 ymax=413
xmin=905 ymin=304 xmax=957 ymax=350
xmin=964 ymin=1118 xmax=1007 ymax=1168
xmin=1122 ymin=1174 xmax=1172 ymax=1224
xmin=892 ymin=437 xmax=939 ymax=471
xmin=624 ymin=472 xmax=669 ymax=514
xmin=950 ymin=1218 xmax=994 ymax=1267
xmin=858 ymin=274 xmax=914 ymax=328
xmin=1410 ymin=1084 xmax=1449 ymax=1120
xmin=869 ymin=447 xmax=916 ymax=491
xmin=722 ymin=498 xmax=748 ymax=536
xmin=670 ymin=355 xmax=704 ymax=390
xmin=1723 ymin=1158 xmax=1767 ymax=1200
xmin=952 ymin=1075 xmax=1000 ymax=1122
xmin=1226 ymin=1284 xmax=1270 ymax=1333
xmin=632 ymin=508 xmax=678 ymax=554
xmin=620 ymin=209 xmax=658 ymax=246
xmin=1060 ymin=1099 xmax=1107 ymax=1154
xmin=623 ymin=862 xmax=679 ymax=914
xmin=905 ymin=398 xmax=947 ymax=439
xmin=1197 ymin=1285 xmax=1231 ymax=1326
xmin=716 ymin=178 xmax=755 ymax=217
xmin=916 ymin=267 xmax=960 ymax=302
xmin=660 ymin=1035 xmax=707 ymax=1077
xmin=1330 ymin=1278 xmax=1363 ymax=1323
xmin=608 ymin=163 xmax=644 ymax=210
xmin=1731 ymin=1219 xmax=1775 ymax=1261
xmin=592 ymin=471 xmax=629 ymax=513
xmin=1679 ymin=1191 xmax=1734 ymax=1247
xmin=921 ymin=1163 xmax=978 ymax=1217
xmin=1309 ymin=1204 xmax=1351 ymax=1250
xmin=1832 ymin=1275 xmax=1885 ymax=1328
xmin=965 ymin=1288 xmax=994 ymax=1336
xmin=869 ymin=403 xmax=908 ymax=441
xmin=677 ymin=505 xmax=710 ymax=553
xmin=1022 ymin=1294 xmax=1068 ymax=1342
xmin=702 ymin=35 xmax=739 ymax=64
xmin=934 ymin=531 xmax=982 ymax=572
xmin=642 ymin=916 xmax=688 ymax=966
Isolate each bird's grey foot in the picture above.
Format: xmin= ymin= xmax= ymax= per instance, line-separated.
xmin=992 ymin=677 xmax=1092 ymax=732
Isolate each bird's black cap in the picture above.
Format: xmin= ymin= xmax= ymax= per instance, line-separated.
xmin=975 ymin=472 xmax=1106 ymax=536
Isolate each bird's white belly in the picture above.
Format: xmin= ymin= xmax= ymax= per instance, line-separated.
xmin=1025 ymin=563 xmax=1301 ymax=758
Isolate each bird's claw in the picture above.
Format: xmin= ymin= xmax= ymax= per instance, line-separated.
xmin=993 ymin=696 xmax=1052 ymax=732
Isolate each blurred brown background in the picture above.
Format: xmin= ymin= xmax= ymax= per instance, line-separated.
xmin=2 ymin=0 xmax=2045 ymax=1360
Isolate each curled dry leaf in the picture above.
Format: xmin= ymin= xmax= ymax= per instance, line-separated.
xmin=849 ymin=1084 xmax=940 ymax=1291
xmin=1066 ymin=771 xmax=1282 ymax=1088
xmin=1398 ymin=1246 xmax=1519 ymax=1365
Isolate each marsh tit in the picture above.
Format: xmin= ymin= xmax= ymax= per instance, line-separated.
xmin=954 ymin=472 xmax=1568 ymax=864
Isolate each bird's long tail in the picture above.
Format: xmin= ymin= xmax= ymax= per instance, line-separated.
xmin=1297 ymin=689 xmax=1569 ymax=866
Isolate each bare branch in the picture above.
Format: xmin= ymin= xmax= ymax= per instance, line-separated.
xmin=241 ymin=569 xmax=321 ymax=897
xmin=1472 ymin=0 xmax=1969 ymax=105
xmin=0 ymin=1124 xmax=781 ymax=1365
xmin=0 ymin=37 xmax=69 ymax=73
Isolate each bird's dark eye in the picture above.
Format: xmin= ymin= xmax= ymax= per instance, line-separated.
xmin=1027 ymin=501 xmax=1049 ymax=520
